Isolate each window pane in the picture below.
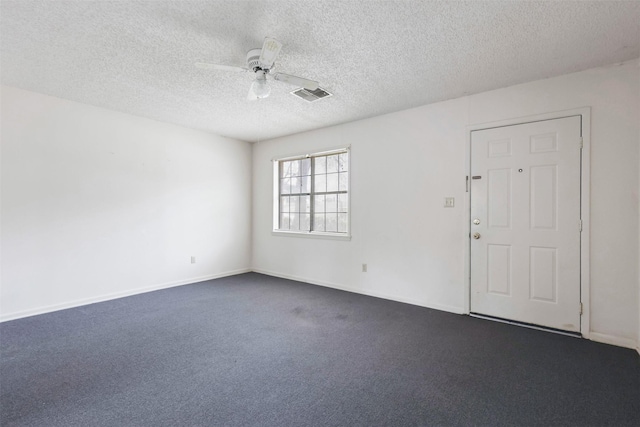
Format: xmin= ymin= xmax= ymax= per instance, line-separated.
xmin=280 ymin=213 xmax=290 ymax=230
xmin=325 ymin=194 xmax=337 ymax=213
xmin=282 ymin=161 xmax=293 ymax=177
xmin=290 ymin=213 xmax=300 ymax=231
xmin=315 ymin=156 xmax=326 ymax=174
xmin=314 ymin=174 xmax=326 ymax=193
xmin=280 ymin=178 xmax=291 ymax=195
xmin=301 ymin=176 xmax=310 ymax=193
xmin=314 ymin=195 xmax=325 ymax=212
xmin=301 ymin=214 xmax=310 ymax=231
xmin=326 ymin=173 xmax=338 ymax=192
xmin=338 ymin=213 xmax=348 ymax=233
xmin=289 ymin=195 xmax=300 ymax=213
xmin=280 ymin=196 xmax=290 ymax=213
xmin=301 ymin=195 xmax=310 ymax=213
xmin=290 ymin=177 xmax=300 ymax=194
xmin=314 ymin=213 xmax=325 ymax=232
xmin=327 ymin=154 xmax=339 ymax=173
xmin=338 ymin=171 xmax=348 ymax=191
xmin=339 ymin=153 xmax=348 ymax=172
xmin=338 ymin=194 xmax=348 ymax=213
xmin=301 ymin=158 xmax=311 ymax=176
xmin=326 ymin=213 xmax=338 ymax=232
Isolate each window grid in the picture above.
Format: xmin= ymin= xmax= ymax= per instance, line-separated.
xmin=279 ymin=158 xmax=312 ymax=231
xmin=277 ymin=150 xmax=349 ymax=234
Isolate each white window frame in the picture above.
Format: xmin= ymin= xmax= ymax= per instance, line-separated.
xmin=272 ymin=146 xmax=351 ymax=240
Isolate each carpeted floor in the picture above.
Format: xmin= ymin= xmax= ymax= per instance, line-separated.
xmin=1 ymin=272 xmax=639 ymax=426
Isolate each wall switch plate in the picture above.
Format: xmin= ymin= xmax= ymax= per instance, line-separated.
xmin=191 ymin=256 xmax=196 ymax=264
xmin=362 ymin=263 xmax=367 ymax=273
xmin=444 ymin=197 xmax=455 ymax=207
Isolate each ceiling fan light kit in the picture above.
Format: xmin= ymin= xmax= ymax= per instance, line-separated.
xmin=196 ymin=37 xmax=322 ymax=101
xmin=250 ymin=71 xmax=270 ymax=99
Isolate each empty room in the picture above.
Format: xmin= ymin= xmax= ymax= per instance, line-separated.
xmin=1 ymin=1 xmax=639 ymax=426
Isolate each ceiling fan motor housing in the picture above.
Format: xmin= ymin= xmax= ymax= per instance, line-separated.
xmin=246 ymin=48 xmax=266 ymax=71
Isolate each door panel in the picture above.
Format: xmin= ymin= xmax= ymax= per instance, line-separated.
xmin=487 ymin=244 xmax=511 ymax=295
xmin=529 ymin=246 xmax=557 ymax=302
xmin=487 ymin=169 xmax=511 ymax=228
xmin=530 ymin=165 xmax=557 ymax=230
xmin=470 ymin=116 xmax=581 ymax=332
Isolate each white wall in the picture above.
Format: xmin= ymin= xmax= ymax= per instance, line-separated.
xmin=1 ymin=86 xmax=252 ymax=320
xmin=252 ymin=59 xmax=640 ymax=348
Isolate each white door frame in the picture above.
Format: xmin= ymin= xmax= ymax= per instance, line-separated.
xmin=464 ymin=107 xmax=591 ymax=338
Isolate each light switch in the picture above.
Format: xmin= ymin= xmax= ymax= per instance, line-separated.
xmin=444 ymin=197 xmax=455 ymax=208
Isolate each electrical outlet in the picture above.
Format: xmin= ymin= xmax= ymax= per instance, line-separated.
xmin=362 ymin=263 xmax=367 ymax=273
xmin=444 ymin=197 xmax=455 ymax=208
xmin=191 ymin=256 xmax=196 ymax=264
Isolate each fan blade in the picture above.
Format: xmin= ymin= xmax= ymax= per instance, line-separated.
xmin=195 ymin=63 xmax=248 ymax=72
xmin=258 ymin=37 xmax=282 ymax=69
xmin=272 ymin=72 xmax=319 ymax=91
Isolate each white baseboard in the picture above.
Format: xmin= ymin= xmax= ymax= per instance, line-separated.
xmin=0 ymin=268 xmax=251 ymax=322
xmin=5 ymin=268 xmax=638 ymax=356
xmin=589 ymin=332 xmax=638 ymax=350
xmin=252 ymin=271 xmax=640 ymax=354
xmin=252 ymin=268 xmax=465 ymax=315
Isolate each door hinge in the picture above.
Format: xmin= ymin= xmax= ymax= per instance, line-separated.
xmin=465 ymin=175 xmax=469 ymax=193
xmin=579 ymin=137 xmax=583 ymax=149
xmin=578 ymin=219 xmax=583 ymax=232
xmin=580 ymin=302 xmax=583 ymax=315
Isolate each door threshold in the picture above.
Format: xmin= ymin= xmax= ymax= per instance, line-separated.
xmin=469 ymin=313 xmax=582 ymax=338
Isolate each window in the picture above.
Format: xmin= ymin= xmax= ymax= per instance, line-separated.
xmin=274 ymin=148 xmax=349 ymax=237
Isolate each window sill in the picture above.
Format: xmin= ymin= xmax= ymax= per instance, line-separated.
xmin=271 ymin=230 xmax=352 ymax=241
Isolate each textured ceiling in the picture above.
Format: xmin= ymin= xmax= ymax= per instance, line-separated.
xmin=1 ymin=1 xmax=639 ymax=142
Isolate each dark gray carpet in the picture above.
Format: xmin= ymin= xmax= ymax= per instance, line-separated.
xmin=1 ymin=272 xmax=639 ymax=427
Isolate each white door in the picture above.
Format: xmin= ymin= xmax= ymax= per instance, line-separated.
xmin=470 ymin=116 xmax=582 ymax=332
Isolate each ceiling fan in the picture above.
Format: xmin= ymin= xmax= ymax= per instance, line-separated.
xmin=196 ymin=37 xmax=319 ymax=100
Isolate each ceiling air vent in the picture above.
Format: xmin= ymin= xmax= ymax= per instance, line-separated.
xmin=291 ymin=87 xmax=333 ymax=102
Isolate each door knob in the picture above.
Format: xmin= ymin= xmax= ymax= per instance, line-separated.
xmin=473 ymin=232 xmax=481 ymax=239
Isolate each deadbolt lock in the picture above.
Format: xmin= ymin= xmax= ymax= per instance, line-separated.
xmin=473 ymin=233 xmax=481 ymax=239
xmin=473 ymin=219 xmax=480 ymax=225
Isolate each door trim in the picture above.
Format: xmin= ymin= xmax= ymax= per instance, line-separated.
xmin=464 ymin=107 xmax=591 ymax=338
